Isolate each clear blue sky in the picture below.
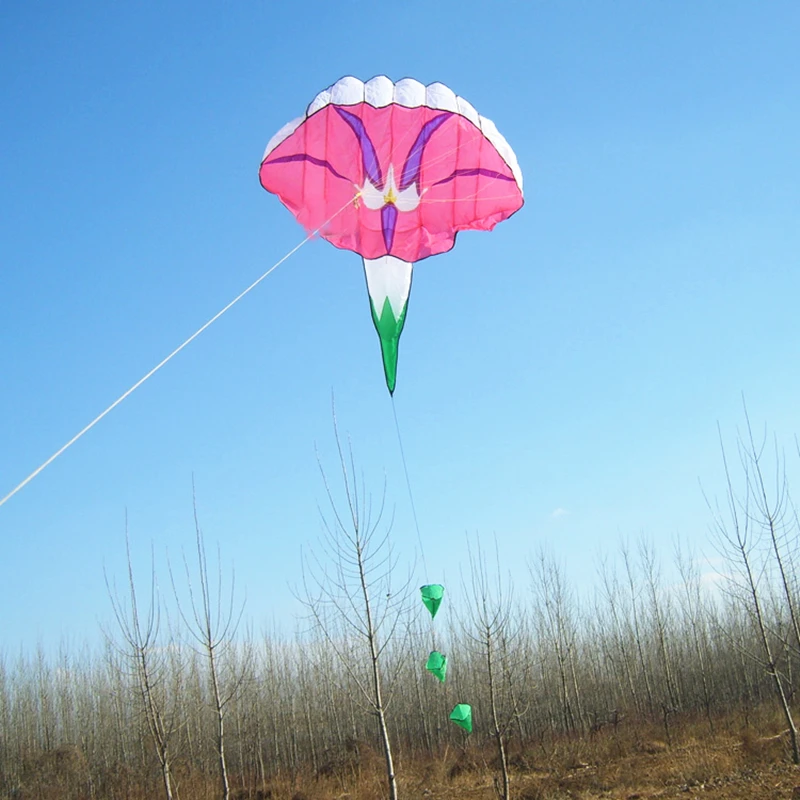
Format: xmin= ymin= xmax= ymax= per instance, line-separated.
xmin=1 ymin=1 xmax=799 ymax=650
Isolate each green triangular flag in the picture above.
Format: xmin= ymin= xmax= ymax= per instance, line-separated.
xmin=425 ymin=651 xmax=447 ymax=682
xmin=450 ymin=703 xmax=473 ymax=734
xmin=420 ymin=584 xmax=444 ymax=618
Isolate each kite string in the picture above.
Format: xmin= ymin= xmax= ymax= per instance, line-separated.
xmin=391 ymin=395 xmax=428 ymax=580
xmin=0 ymin=199 xmax=353 ymax=510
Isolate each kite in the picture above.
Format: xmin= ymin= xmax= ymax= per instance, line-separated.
xmin=425 ymin=651 xmax=448 ymax=682
xmin=420 ymin=584 xmax=445 ymax=618
xmin=259 ymin=75 xmax=523 ymax=393
xmin=450 ymin=703 xmax=473 ymax=734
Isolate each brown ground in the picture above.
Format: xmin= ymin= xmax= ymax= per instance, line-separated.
xmin=13 ymin=709 xmax=800 ymax=799
xmin=259 ymin=711 xmax=800 ymax=800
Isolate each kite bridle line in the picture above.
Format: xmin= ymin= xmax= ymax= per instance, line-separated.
xmin=0 ymin=198 xmax=355 ymax=510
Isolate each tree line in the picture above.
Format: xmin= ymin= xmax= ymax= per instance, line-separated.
xmin=2 ymin=412 xmax=800 ymax=799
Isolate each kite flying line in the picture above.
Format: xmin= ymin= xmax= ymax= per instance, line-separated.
xmin=391 ymin=395 xmax=428 ymax=578
xmin=0 ymin=200 xmax=354 ymax=511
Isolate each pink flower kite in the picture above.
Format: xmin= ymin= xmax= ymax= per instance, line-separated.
xmin=259 ymin=75 xmax=524 ymax=393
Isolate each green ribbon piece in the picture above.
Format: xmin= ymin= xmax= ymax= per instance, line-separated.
xmin=420 ymin=584 xmax=444 ymax=619
xmin=450 ymin=703 xmax=473 ymax=734
xmin=425 ymin=651 xmax=447 ymax=682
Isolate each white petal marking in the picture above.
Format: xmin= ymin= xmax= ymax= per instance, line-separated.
xmin=360 ymin=179 xmax=385 ymax=210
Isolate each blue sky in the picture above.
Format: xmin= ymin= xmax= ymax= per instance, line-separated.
xmin=1 ymin=1 xmax=799 ymax=650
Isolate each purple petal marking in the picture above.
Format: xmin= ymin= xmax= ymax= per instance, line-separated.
xmin=399 ymin=113 xmax=452 ymax=190
xmin=381 ymin=204 xmax=398 ymax=252
xmin=335 ymin=107 xmax=383 ymax=188
xmin=266 ymin=153 xmax=351 ymax=182
xmin=432 ymin=167 xmax=516 ymax=187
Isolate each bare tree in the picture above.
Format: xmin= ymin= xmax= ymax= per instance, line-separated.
xmin=462 ymin=534 xmax=526 ymax=800
xmin=530 ymin=548 xmax=584 ymax=735
xmin=597 ymin=555 xmax=640 ymax=714
xmin=104 ymin=525 xmax=177 ymax=800
xmin=639 ymin=537 xmax=681 ymax=742
xmin=674 ymin=540 xmax=715 ymax=732
xmin=707 ymin=421 xmax=800 ymax=763
xmin=170 ymin=485 xmax=248 ymax=800
xmin=298 ymin=418 xmax=413 ymax=800
xmin=739 ymin=405 xmax=800 ymax=658
xmin=621 ymin=541 xmax=655 ymax=716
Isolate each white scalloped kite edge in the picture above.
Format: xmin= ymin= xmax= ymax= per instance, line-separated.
xmin=263 ymin=75 xmax=524 ymax=194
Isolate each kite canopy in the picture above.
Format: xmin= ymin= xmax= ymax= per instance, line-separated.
xmin=259 ymin=76 xmax=523 ymax=263
xmin=420 ymin=584 xmax=445 ymax=618
xmin=450 ymin=703 xmax=473 ymax=734
xmin=425 ymin=651 xmax=448 ymax=682
xmin=259 ymin=76 xmax=523 ymax=393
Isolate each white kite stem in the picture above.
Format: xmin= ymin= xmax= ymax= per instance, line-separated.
xmin=0 ymin=202 xmax=350 ymax=510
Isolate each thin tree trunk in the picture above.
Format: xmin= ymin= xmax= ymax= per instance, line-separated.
xmin=486 ymin=628 xmax=510 ymax=800
xmin=357 ymin=548 xmax=397 ymax=800
xmin=742 ymin=544 xmax=800 ymax=762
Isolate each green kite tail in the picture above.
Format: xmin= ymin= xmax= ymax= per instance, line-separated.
xmin=450 ymin=703 xmax=473 ymax=734
xmin=425 ymin=651 xmax=447 ymax=682
xmin=363 ymin=256 xmax=413 ymax=394
xmin=420 ymin=584 xmax=444 ymax=619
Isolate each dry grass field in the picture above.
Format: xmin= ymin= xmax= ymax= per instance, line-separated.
xmin=12 ymin=708 xmax=800 ymax=800
xmin=259 ymin=714 xmax=800 ymax=800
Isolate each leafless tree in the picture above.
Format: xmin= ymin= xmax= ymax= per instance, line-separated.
xmin=674 ymin=540 xmax=715 ymax=732
xmin=597 ymin=554 xmax=641 ymax=714
xmin=530 ymin=548 xmax=584 ymax=734
xmin=170 ymin=484 xmax=248 ymax=800
xmin=707 ymin=420 xmax=800 ymax=763
xmin=298 ymin=417 xmax=413 ymax=800
xmin=620 ymin=540 xmax=655 ymax=716
xmin=104 ymin=525 xmax=177 ymax=800
xmin=462 ymin=534 xmax=527 ymax=800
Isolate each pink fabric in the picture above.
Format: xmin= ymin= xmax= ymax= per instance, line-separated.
xmin=260 ymin=103 xmax=523 ymax=263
